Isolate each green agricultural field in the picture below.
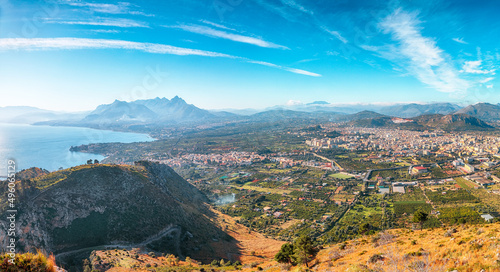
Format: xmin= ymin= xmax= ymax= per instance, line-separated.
xmin=393 ymin=201 xmax=432 ymax=216
xmin=454 ymin=177 xmax=477 ymax=190
xmin=330 ymin=173 xmax=353 ymax=179
xmin=465 ymin=187 xmax=500 ymax=214
xmin=370 ymin=168 xmax=409 ymax=180
xmin=232 ymin=184 xmax=293 ymax=194
xmin=438 ymin=206 xmax=483 ymax=224
xmin=391 ymin=187 xmax=427 ymax=202
xmin=426 ymin=189 xmax=480 ymax=205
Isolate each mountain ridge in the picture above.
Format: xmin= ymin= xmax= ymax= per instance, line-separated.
xmin=455 ymin=102 xmax=500 ymax=122
xmin=350 ymin=113 xmax=494 ymax=131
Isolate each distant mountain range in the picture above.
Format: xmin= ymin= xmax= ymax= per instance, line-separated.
xmin=81 ymin=96 xmax=217 ymax=125
xmin=0 ymin=106 xmax=87 ymax=124
xmin=5 ymin=97 xmax=500 ymax=131
xmin=349 ymin=111 xmax=494 ymax=131
xmin=378 ymin=103 xmax=462 ymax=118
xmin=248 ymin=101 xmax=463 ymax=117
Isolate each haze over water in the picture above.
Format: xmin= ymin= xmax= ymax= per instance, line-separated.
xmin=0 ymin=123 xmax=153 ymax=174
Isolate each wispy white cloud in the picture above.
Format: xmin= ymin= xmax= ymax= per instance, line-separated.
xmin=45 ymin=18 xmax=149 ymax=28
xmin=199 ymin=20 xmax=236 ymax=31
xmin=0 ymin=38 xmax=320 ymax=77
xmin=479 ymin=77 xmax=494 ymax=84
xmin=461 ymin=60 xmax=495 ymax=74
xmin=279 ymin=0 xmax=313 ymax=15
xmin=253 ymin=0 xmax=346 ymax=44
xmin=487 ymin=85 xmax=494 ymax=89
xmin=295 ymin=58 xmax=319 ymax=64
xmin=0 ymin=37 xmax=234 ymax=57
xmin=247 ymin=60 xmax=280 ymax=68
xmin=247 ymin=60 xmax=321 ymax=77
xmin=452 ymin=37 xmax=468 ymax=44
xmin=62 ymin=1 xmax=154 ymax=17
xmin=90 ymin=29 xmax=121 ymax=34
xmin=365 ymin=8 xmax=469 ymax=94
xmin=320 ymin=26 xmax=348 ymax=44
xmin=284 ymin=68 xmax=321 ymax=77
xmin=166 ymin=24 xmax=289 ymax=50
xmin=253 ymin=0 xmax=296 ymax=22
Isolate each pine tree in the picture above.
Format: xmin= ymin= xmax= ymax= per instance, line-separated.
xmin=274 ymin=243 xmax=294 ymax=264
xmin=293 ymin=235 xmax=317 ymax=268
xmin=413 ymin=210 xmax=429 ymax=230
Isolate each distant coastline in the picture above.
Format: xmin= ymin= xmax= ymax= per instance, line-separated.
xmin=0 ymin=123 xmax=154 ymax=173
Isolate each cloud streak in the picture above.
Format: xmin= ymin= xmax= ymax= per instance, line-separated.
xmin=166 ymin=24 xmax=289 ymax=50
xmin=461 ymin=60 xmax=495 ymax=74
xmin=0 ymin=38 xmax=319 ymax=77
xmin=284 ymin=68 xmax=321 ymax=77
xmin=199 ymin=20 xmax=236 ymax=31
xmin=365 ymin=8 xmax=469 ymax=94
xmin=247 ymin=60 xmax=321 ymax=77
xmin=478 ymin=77 xmax=494 ymax=84
xmin=279 ymin=0 xmax=313 ymax=15
xmin=45 ymin=18 xmax=149 ymax=28
xmin=452 ymin=37 xmax=468 ymax=44
xmin=0 ymin=37 xmax=235 ymax=57
xmin=253 ymin=0 xmax=347 ymax=44
xmin=321 ymin=26 xmax=348 ymax=44
xmin=62 ymin=1 xmax=154 ymax=17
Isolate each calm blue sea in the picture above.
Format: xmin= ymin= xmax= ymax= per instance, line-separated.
xmin=0 ymin=123 xmax=154 ymax=174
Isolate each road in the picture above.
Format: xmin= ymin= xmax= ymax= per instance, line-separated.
xmin=311 ymin=152 xmax=344 ymax=171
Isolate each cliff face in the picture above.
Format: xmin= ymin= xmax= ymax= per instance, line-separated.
xmin=0 ymin=162 xmax=225 ymax=259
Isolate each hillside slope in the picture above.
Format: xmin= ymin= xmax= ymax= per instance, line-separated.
xmin=0 ymin=162 xmax=227 ymax=261
xmin=350 ymin=113 xmax=494 ymax=131
xmin=379 ymin=103 xmax=461 ymax=118
xmin=85 ymin=223 xmax=500 ymax=272
xmin=455 ymin=103 xmax=500 ymax=122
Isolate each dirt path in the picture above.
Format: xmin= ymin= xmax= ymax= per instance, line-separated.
xmin=421 ymin=188 xmax=444 ymax=226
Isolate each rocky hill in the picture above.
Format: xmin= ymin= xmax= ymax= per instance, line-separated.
xmin=16 ymin=167 xmax=50 ymax=180
xmin=350 ymin=113 xmax=494 ymax=131
xmin=455 ymin=102 xmax=500 ymax=123
xmin=133 ymin=96 xmax=216 ymax=121
xmin=413 ymin=113 xmax=494 ymax=131
xmin=82 ymin=100 xmax=158 ymax=124
xmin=0 ymin=162 xmax=229 ymax=267
xmin=379 ymin=103 xmax=461 ymax=118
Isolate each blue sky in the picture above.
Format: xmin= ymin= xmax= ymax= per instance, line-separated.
xmin=0 ymin=0 xmax=499 ymax=111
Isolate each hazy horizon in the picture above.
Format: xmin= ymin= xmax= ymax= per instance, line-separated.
xmin=0 ymin=96 xmax=492 ymax=113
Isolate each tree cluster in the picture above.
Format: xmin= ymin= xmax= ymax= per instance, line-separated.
xmin=274 ymin=235 xmax=318 ymax=268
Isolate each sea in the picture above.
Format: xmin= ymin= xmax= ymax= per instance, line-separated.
xmin=0 ymin=123 xmax=154 ymax=175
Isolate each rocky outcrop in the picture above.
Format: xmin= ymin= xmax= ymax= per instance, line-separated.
xmin=0 ymin=162 xmax=225 ymax=260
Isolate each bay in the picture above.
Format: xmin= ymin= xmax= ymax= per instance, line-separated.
xmin=0 ymin=123 xmax=154 ymax=174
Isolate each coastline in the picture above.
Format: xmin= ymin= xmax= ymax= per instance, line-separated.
xmin=0 ymin=123 xmax=155 ymax=173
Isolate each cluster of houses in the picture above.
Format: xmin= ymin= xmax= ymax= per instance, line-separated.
xmin=366 ymin=180 xmax=417 ymax=194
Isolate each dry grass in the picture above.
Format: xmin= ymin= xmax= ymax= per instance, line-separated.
xmin=93 ymin=221 xmax=500 ymax=272
xmin=314 ymin=223 xmax=500 ymax=272
xmin=201 ymin=209 xmax=285 ymax=263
